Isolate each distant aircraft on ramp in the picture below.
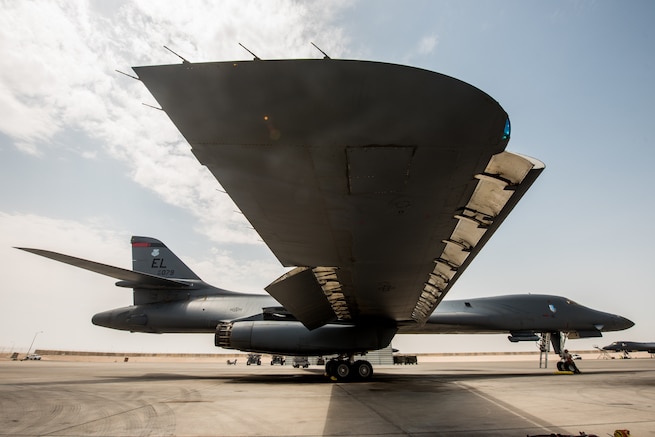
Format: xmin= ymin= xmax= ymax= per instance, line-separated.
xmin=603 ymin=341 xmax=655 ymax=354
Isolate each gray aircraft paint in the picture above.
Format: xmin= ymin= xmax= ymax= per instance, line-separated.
xmin=17 ymin=237 xmax=633 ymax=356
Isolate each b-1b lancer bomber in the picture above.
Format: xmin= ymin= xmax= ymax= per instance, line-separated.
xmin=603 ymin=341 xmax=655 ymax=357
xmin=17 ymin=57 xmax=634 ymax=380
xmin=19 ymin=237 xmax=633 ymax=379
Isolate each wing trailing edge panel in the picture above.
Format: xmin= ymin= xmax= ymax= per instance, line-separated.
xmin=412 ymin=151 xmax=544 ymax=324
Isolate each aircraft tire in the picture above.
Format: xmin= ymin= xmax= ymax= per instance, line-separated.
xmin=325 ymin=360 xmax=338 ymax=377
xmin=336 ymin=362 xmax=351 ymax=380
xmin=353 ymin=360 xmax=373 ymax=380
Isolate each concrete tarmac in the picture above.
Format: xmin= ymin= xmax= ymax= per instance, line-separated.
xmin=0 ymin=358 xmax=653 ymax=436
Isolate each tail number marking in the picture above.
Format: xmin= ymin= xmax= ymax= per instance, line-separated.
xmin=151 ymin=258 xmax=167 ymax=268
xmin=152 ymin=258 xmax=174 ymax=276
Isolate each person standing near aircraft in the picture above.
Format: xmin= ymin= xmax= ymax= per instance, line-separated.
xmin=561 ymin=349 xmax=581 ymax=374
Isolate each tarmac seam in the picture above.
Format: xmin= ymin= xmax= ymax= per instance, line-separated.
xmin=333 ymin=383 xmax=411 ymax=436
xmin=37 ymin=392 xmax=179 ymax=437
xmin=452 ymin=381 xmax=561 ymax=435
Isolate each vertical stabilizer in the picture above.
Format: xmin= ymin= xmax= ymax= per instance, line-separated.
xmin=131 ymin=236 xmax=200 ymax=280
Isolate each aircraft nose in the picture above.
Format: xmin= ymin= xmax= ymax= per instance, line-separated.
xmin=619 ymin=316 xmax=635 ymax=330
xmin=596 ymin=311 xmax=634 ymax=332
xmin=604 ymin=314 xmax=634 ymax=331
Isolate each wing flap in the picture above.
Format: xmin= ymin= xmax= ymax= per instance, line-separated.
xmin=265 ymin=267 xmax=337 ymax=329
xmin=412 ymin=151 xmax=544 ymax=323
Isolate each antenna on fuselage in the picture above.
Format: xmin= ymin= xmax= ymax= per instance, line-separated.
xmin=238 ymin=43 xmax=261 ymax=60
xmin=311 ymin=42 xmax=330 ymax=59
xmin=142 ymin=103 xmax=163 ymax=111
xmin=115 ymin=70 xmax=140 ymax=81
xmin=164 ymin=45 xmax=190 ymax=64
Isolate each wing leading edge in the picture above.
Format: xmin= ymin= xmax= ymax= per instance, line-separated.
xmin=134 ymin=58 xmax=544 ymax=329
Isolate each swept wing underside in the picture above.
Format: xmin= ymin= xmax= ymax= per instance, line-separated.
xmin=134 ymin=59 xmax=544 ymax=329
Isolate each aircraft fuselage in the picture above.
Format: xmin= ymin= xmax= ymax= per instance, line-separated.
xmin=407 ymin=294 xmax=632 ymax=336
xmin=92 ymin=292 xmax=633 ymax=339
xmin=92 ymin=290 xmax=276 ymax=333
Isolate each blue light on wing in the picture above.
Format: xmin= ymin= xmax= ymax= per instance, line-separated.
xmin=502 ymin=118 xmax=511 ymax=140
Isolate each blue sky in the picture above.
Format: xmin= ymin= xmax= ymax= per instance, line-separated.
xmin=1 ymin=0 xmax=653 ymax=355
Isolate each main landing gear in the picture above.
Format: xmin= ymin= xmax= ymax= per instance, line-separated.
xmin=325 ymin=357 xmax=373 ymax=381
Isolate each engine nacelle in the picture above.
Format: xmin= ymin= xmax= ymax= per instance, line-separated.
xmin=216 ymin=320 xmax=396 ymax=355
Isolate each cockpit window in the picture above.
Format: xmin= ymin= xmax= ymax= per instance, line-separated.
xmin=565 ymin=299 xmax=578 ymax=305
xmin=549 ymin=304 xmax=556 ymax=313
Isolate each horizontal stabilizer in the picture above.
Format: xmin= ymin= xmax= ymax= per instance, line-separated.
xmin=15 ymin=247 xmax=193 ymax=289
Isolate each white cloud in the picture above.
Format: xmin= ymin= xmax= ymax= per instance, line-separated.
xmin=189 ymin=245 xmax=289 ymax=293
xmin=417 ymin=34 xmax=438 ymax=54
xmin=0 ymin=1 xmax=351 ymax=246
xmin=0 ymin=211 xmax=129 ymax=263
xmin=0 ymin=82 xmax=61 ymax=146
xmin=0 ymin=1 xmax=354 ymax=243
xmin=0 ymin=212 xmax=128 ymax=352
xmin=13 ymin=140 xmax=43 ymax=157
xmin=0 ymin=1 xmax=348 ymax=353
xmin=400 ymin=33 xmax=439 ymax=65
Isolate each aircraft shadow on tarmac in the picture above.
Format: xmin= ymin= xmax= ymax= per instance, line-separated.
xmin=99 ymin=367 xmax=653 ymax=385
xmin=7 ymin=367 xmax=650 ymax=389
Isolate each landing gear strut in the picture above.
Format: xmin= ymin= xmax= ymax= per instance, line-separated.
xmin=325 ymin=357 xmax=373 ymax=381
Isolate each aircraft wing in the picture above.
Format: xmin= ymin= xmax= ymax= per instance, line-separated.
xmin=134 ymin=59 xmax=544 ymax=329
xmin=15 ymin=248 xmax=192 ymax=289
